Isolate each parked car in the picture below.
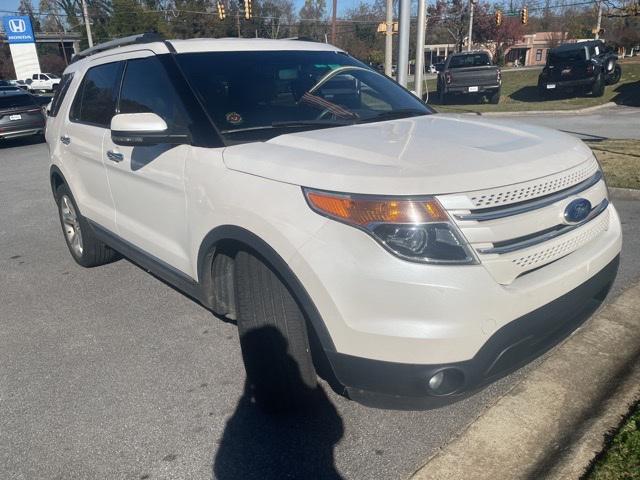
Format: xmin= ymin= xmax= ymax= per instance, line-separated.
xmin=27 ymin=72 xmax=61 ymax=93
xmin=47 ymin=35 xmax=621 ymax=411
xmin=538 ymin=40 xmax=622 ymax=98
xmin=9 ymin=79 xmax=30 ymax=90
xmin=0 ymin=90 xmax=46 ymax=141
xmin=0 ymin=80 xmax=10 ymax=87
xmin=436 ymin=51 xmax=501 ymax=104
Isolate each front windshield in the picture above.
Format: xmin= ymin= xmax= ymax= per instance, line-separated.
xmin=176 ymin=50 xmax=431 ymax=142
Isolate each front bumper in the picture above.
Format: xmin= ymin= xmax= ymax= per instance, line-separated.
xmin=328 ymin=255 xmax=618 ymax=409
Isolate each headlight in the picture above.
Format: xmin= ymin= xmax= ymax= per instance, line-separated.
xmin=303 ymin=188 xmax=477 ymax=265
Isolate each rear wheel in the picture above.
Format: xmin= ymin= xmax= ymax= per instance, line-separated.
xmin=439 ymin=88 xmax=448 ymax=105
xmin=234 ymin=250 xmax=317 ymax=412
xmin=55 ymin=184 xmax=120 ymax=267
xmin=592 ymin=73 xmax=605 ymax=97
xmin=489 ymin=89 xmax=501 ymax=104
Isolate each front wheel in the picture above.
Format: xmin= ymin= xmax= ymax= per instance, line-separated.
xmin=234 ymin=251 xmax=318 ymax=412
xmin=56 ymin=184 xmax=120 ymax=267
xmin=606 ymin=64 xmax=622 ymax=85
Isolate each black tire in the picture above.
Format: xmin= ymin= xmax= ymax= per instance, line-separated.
xmin=489 ymin=89 xmax=501 ymax=104
xmin=592 ymin=73 xmax=605 ymax=97
xmin=55 ymin=184 xmax=120 ymax=268
xmin=234 ymin=250 xmax=317 ymax=412
xmin=606 ymin=64 xmax=622 ymax=85
xmin=439 ymin=88 xmax=448 ymax=105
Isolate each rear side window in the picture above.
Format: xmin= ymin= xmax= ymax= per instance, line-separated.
xmin=70 ymin=62 xmax=122 ymax=127
xmin=118 ymin=57 xmax=189 ymax=130
xmin=48 ymin=73 xmax=74 ymax=117
xmin=449 ymin=53 xmax=491 ymax=69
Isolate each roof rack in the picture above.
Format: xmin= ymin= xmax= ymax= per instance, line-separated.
xmin=71 ymin=32 xmax=164 ymax=63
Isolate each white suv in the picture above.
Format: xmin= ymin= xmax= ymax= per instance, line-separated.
xmin=46 ymin=35 xmax=622 ymax=411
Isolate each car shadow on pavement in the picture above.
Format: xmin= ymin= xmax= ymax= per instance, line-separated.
xmin=213 ymin=327 xmax=345 ymax=480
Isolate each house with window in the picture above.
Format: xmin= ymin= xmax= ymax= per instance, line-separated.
xmin=504 ymin=32 xmax=569 ymax=66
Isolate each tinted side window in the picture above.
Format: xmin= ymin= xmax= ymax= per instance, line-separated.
xmin=119 ymin=57 xmax=188 ymax=130
xmin=48 ymin=72 xmax=74 ymax=117
xmin=70 ymin=62 xmax=121 ymax=127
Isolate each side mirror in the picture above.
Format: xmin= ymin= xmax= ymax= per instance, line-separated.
xmin=110 ymin=112 xmax=190 ymax=147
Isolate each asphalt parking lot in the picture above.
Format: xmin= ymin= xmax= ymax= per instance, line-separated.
xmin=1 ymin=137 xmax=639 ymax=480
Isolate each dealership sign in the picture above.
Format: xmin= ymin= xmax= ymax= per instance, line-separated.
xmin=2 ymin=16 xmax=35 ymax=44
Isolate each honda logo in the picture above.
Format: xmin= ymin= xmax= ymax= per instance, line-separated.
xmin=8 ymin=18 xmax=26 ymax=33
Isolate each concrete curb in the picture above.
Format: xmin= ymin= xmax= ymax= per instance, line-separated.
xmin=411 ymin=281 xmax=640 ymax=480
xmin=610 ymin=187 xmax=640 ymax=201
xmin=456 ymin=102 xmax=616 ymax=117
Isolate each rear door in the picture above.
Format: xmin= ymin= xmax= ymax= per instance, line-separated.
xmin=102 ymin=53 xmax=192 ymax=274
xmin=60 ymin=60 xmax=123 ymax=231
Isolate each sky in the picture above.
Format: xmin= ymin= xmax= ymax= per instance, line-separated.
xmin=0 ymin=0 xmax=371 ymax=18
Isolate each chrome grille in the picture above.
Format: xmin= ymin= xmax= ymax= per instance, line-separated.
xmin=468 ymin=159 xmax=598 ymax=208
xmin=437 ymin=158 xmax=610 ymax=285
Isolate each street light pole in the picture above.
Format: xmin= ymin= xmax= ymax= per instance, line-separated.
xmin=80 ymin=0 xmax=93 ymax=48
xmin=595 ymin=1 xmax=603 ymax=40
xmin=415 ymin=0 xmax=427 ymax=98
xmin=467 ymin=0 xmax=475 ymax=52
xmin=384 ymin=0 xmax=393 ymax=77
xmin=397 ymin=0 xmax=410 ymax=86
xmin=331 ymin=0 xmax=337 ymax=45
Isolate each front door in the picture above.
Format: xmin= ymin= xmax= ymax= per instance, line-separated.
xmin=102 ymin=53 xmax=192 ymax=275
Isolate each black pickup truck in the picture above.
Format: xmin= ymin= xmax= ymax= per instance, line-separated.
xmin=538 ymin=40 xmax=621 ymax=98
xmin=436 ymin=51 xmax=501 ymax=104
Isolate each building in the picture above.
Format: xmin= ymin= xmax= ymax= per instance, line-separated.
xmin=505 ymin=32 xmax=569 ymax=67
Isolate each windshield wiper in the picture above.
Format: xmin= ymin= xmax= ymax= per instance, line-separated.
xmin=271 ymin=119 xmax=355 ymax=128
xmin=357 ymin=109 xmax=428 ymax=124
xmin=221 ymin=120 xmax=354 ymax=134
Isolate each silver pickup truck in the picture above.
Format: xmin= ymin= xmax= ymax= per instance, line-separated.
xmin=436 ymin=51 xmax=501 ymax=105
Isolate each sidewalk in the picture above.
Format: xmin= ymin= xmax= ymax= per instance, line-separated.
xmin=412 ymin=280 xmax=640 ymax=480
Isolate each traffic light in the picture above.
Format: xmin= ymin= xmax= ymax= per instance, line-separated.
xmin=495 ymin=9 xmax=503 ymax=26
xmin=244 ymin=0 xmax=252 ymax=19
xmin=520 ymin=6 xmax=528 ymax=24
xmin=216 ymin=0 xmax=225 ymax=20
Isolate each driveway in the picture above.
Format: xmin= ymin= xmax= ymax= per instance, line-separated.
xmin=494 ymin=104 xmax=640 ymax=140
xmin=1 ymin=138 xmax=638 ymax=480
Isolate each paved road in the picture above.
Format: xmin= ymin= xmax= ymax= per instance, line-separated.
xmin=1 ymin=139 xmax=638 ymax=480
xmin=495 ymin=105 xmax=640 ymax=140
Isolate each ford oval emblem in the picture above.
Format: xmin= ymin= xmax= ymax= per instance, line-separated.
xmin=564 ymin=198 xmax=592 ymax=224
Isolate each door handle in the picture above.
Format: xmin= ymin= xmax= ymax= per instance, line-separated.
xmin=60 ymin=135 xmax=70 ymax=145
xmin=106 ymin=150 xmax=124 ymax=163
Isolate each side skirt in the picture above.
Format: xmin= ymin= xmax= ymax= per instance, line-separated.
xmin=89 ymin=221 xmax=205 ymax=305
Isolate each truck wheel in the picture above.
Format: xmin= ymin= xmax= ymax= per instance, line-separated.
xmin=55 ymin=184 xmax=120 ymax=267
xmin=592 ymin=74 xmax=605 ymax=97
xmin=234 ymin=250 xmax=318 ymax=412
xmin=439 ymin=89 xmax=448 ymax=105
xmin=489 ymin=89 xmax=501 ymax=104
xmin=606 ymin=65 xmax=621 ymax=85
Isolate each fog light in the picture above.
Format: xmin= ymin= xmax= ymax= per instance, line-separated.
xmin=426 ymin=368 xmax=465 ymax=396
xmin=428 ymin=371 xmax=445 ymax=391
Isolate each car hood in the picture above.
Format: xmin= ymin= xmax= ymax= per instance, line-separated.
xmin=222 ymin=114 xmax=594 ymax=195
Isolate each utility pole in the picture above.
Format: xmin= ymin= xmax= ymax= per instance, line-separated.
xmin=397 ymin=0 xmax=410 ymax=86
xmin=467 ymin=0 xmax=476 ymax=52
xmin=384 ymin=0 xmax=393 ymax=77
xmin=414 ymin=0 xmax=427 ymax=98
xmin=595 ymin=1 xmax=603 ymax=39
xmin=80 ymin=0 xmax=93 ymax=48
xmin=331 ymin=0 xmax=337 ymax=45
